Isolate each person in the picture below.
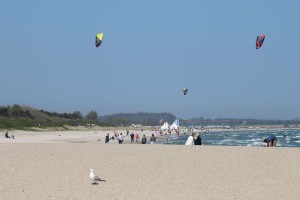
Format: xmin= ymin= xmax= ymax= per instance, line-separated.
xmin=141 ymin=134 xmax=147 ymax=144
xmin=12 ymin=134 xmax=15 ymax=139
xmin=263 ymin=135 xmax=277 ymax=147
xmin=105 ymin=133 xmax=109 ymax=143
xmin=5 ymin=131 xmax=10 ymax=138
xmin=118 ymin=133 xmax=124 ymax=144
xmin=130 ymin=132 xmax=135 ymax=143
xmin=150 ymin=134 xmax=156 ymax=144
xmin=135 ymin=133 xmax=139 ymax=143
xmin=194 ymin=132 xmax=202 ymax=145
xmin=165 ymin=133 xmax=169 ymax=143
xmin=185 ymin=133 xmax=194 ymax=145
xmin=159 ymin=129 xmax=163 ymax=136
xmin=126 ymin=130 xmax=129 ymax=136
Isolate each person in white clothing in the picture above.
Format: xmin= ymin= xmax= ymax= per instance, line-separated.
xmin=118 ymin=133 xmax=124 ymax=144
xmin=185 ymin=133 xmax=194 ymax=145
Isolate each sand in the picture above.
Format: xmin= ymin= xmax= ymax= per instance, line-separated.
xmin=0 ymin=129 xmax=300 ymax=200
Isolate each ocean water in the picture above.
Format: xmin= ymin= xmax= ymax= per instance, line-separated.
xmin=163 ymin=129 xmax=300 ymax=147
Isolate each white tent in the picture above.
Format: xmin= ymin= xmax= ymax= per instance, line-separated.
xmin=160 ymin=122 xmax=170 ymax=131
xmin=170 ymin=119 xmax=179 ymax=130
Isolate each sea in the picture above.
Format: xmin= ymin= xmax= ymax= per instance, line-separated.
xmin=163 ymin=129 xmax=300 ymax=147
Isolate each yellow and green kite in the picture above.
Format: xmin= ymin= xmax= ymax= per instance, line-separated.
xmin=95 ymin=33 xmax=104 ymax=48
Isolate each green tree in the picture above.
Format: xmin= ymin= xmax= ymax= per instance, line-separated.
xmin=86 ymin=110 xmax=98 ymax=121
xmin=73 ymin=111 xmax=83 ymax=119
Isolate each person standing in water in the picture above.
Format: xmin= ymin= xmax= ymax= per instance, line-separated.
xmin=263 ymin=135 xmax=277 ymax=147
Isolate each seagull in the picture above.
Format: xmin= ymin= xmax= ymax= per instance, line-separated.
xmin=89 ymin=169 xmax=105 ymax=184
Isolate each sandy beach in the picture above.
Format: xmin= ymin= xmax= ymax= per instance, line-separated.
xmin=1 ymin=129 xmax=300 ymax=200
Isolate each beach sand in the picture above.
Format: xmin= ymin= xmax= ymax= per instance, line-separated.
xmin=0 ymin=130 xmax=299 ymax=199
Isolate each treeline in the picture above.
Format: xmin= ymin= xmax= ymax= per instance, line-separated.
xmin=0 ymin=104 xmax=100 ymax=120
xmin=99 ymin=112 xmax=177 ymax=126
xmin=40 ymin=110 xmax=83 ymax=120
xmin=0 ymin=105 xmax=104 ymax=129
xmin=0 ymin=105 xmax=178 ymax=129
xmin=0 ymin=105 xmax=83 ymax=120
xmin=0 ymin=105 xmax=34 ymax=119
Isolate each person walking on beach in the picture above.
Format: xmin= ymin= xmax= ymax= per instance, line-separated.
xmin=263 ymin=135 xmax=277 ymax=147
xmin=135 ymin=133 xmax=139 ymax=143
xmin=159 ymin=129 xmax=163 ymax=136
xmin=194 ymin=132 xmax=202 ymax=145
xmin=150 ymin=134 xmax=156 ymax=144
xmin=105 ymin=133 xmax=110 ymax=144
xmin=118 ymin=133 xmax=124 ymax=144
xmin=130 ymin=132 xmax=135 ymax=143
xmin=142 ymin=134 xmax=147 ymax=144
xmin=185 ymin=133 xmax=194 ymax=145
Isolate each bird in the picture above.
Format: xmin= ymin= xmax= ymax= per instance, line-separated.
xmin=89 ymin=169 xmax=105 ymax=184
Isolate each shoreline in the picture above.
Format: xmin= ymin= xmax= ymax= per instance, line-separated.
xmin=1 ymin=127 xmax=300 ymax=148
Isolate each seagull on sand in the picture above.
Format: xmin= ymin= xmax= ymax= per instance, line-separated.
xmin=89 ymin=169 xmax=105 ymax=184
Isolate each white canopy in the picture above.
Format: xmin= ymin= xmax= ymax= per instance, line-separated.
xmin=161 ymin=122 xmax=170 ymax=130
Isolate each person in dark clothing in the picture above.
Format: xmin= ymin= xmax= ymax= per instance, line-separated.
xmin=130 ymin=132 xmax=135 ymax=143
xmin=141 ymin=134 xmax=147 ymax=144
xmin=105 ymin=133 xmax=110 ymax=143
xmin=150 ymin=134 xmax=156 ymax=144
xmin=194 ymin=132 xmax=202 ymax=145
xmin=5 ymin=131 xmax=10 ymax=138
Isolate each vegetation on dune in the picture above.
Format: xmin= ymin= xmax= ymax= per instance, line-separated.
xmin=0 ymin=104 xmax=176 ymax=129
xmin=0 ymin=104 xmax=104 ymax=130
xmin=2 ymin=104 xmax=298 ymax=130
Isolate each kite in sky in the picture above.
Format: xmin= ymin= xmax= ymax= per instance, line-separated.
xmin=256 ymin=35 xmax=265 ymax=49
xmin=95 ymin=33 xmax=104 ymax=48
xmin=182 ymin=88 xmax=188 ymax=95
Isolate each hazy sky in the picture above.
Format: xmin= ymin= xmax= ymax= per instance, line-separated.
xmin=1 ymin=0 xmax=299 ymax=119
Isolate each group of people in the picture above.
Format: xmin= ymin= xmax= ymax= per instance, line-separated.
xmin=185 ymin=132 xmax=203 ymax=145
xmin=105 ymin=131 xmax=157 ymax=144
xmin=4 ymin=131 xmax=15 ymax=139
xmin=104 ymin=130 xmax=278 ymax=147
xmin=184 ymin=132 xmax=277 ymax=147
xmin=105 ymin=133 xmax=124 ymax=144
xmin=141 ymin=134 xmax=157 ymax=144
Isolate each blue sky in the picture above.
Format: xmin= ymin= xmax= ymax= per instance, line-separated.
xmin=1 ymin=0 xmax=300 ymax=119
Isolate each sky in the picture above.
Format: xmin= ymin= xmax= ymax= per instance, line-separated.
xmin=1 ymin=0 xmax=300 ymax=119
